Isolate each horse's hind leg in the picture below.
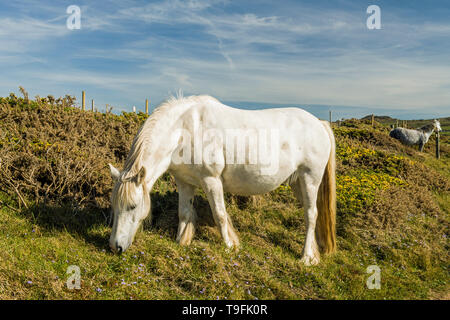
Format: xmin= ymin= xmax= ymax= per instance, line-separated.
xmin=297 ymin=169 xmax=322 ymax=266
xmin=289 ymin=177 xmax=303 ymax=208
xmin=201 ymin=176 xmax=239 ymax=248
xmin=419 ymin=142 xmax=424 ymax=152
xmin=175 ymin=179 xmax=197 ymax=246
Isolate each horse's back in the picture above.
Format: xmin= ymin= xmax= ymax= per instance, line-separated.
xmin=390 ymin=127 xmax=421 ymax=145
xmin=196 ymin=99 xmax=331 ymax=165
xmin=191 ymin=97 xmax=324 ymax=134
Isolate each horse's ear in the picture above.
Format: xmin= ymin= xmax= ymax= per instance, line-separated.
xmin=136 ymin=166 xmax=146 ymax=185
xmin=109 ymin=163 xmax=120 ymax=181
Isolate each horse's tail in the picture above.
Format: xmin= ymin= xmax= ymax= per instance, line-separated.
xmin=316 ymin=121 xmax=337 ymax=254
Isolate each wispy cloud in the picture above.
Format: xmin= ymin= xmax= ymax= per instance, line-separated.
xmin=0 ymin=16 xmax=68 ymax=52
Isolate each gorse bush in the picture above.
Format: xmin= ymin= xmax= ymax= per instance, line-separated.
xmin=336 ymin=172 xmax=406 ymax=216
xmin=0 ymin=91 xmax=148 ymax=211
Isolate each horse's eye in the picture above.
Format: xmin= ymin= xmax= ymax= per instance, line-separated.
xmin=128 ymin=204 xmax=136 ymax=211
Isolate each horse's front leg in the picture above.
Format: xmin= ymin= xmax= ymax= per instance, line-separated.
xmin=201 ymin=176 xmax=239 ymax=249
xmin=176 ymin=179 xmax=197 ymax=246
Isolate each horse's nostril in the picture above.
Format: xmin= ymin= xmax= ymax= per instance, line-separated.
xmin=115 ymin=241 xmax=123 ymax=254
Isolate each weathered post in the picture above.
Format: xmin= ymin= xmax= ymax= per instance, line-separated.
xmin=396 ymin=119 xmax=399 ymax=128
xmin=329 ymin=110 xmax=332 ymax=124
xmin=91 ymin=99 xmax=94 ymax=112
xmin=145 ymin=99 xmax=149 ymax=115
xmin=82 ymin=91 xmax=86 ymax=111
xmin=371 ymin=114 xmax=375 ymax=127
xmin=436 ymin=131 xmax=440 ymax=159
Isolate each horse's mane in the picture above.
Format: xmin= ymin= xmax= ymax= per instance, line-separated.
xmin=121 ymin=94 xmax=219 ymax=180
xmin=111 ymin=177 xmax=142 ymax=210
xmin=111 ymin=94 xmax=218 ymax=209
xmin=417 ymin=123 xmax=434 ymax=133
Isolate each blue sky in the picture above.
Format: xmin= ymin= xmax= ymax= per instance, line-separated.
xmin=0 ymin=0 xmax=449 ymax=119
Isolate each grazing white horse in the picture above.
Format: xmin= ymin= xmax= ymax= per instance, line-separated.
xmin=109 ymin=95 xmax=336 ymax=265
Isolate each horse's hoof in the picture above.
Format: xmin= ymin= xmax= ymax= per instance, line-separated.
xmin=225 ymin=245 xmax=240 ymax=253
xmin=300 ymin=255 xmax=320 ymax=266
xmin=224 ymin=240 xmax=240 ymax=253
xmin=225 ymin=240 xmax=234 ymax=249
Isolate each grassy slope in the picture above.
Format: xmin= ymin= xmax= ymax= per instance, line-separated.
xmin=0 ymin=96 xmax=448 ymax=300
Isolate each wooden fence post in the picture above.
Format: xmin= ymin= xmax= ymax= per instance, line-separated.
xmin=145 ymin=99 xmax=149 ymax=115
xmin=329 ymin=110 xmax=332 ymax=124
xmin=436 ymin=131 xmax=440 ymax=159
xmin=396 ymin=119 xmax=399 ymax=128
xmin=371 ymin=114 xmax=375 ymax=127
xmin=82 ymin=91 xmax=86 ymax=111
xmin=91 ymin=99 xmax=94 ymax=112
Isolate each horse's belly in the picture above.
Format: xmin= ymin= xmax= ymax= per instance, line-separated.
xmin=221 ymin=164 xmax=293 ymax=196
xmin=169 ymin=163 xmax=294 ymax=195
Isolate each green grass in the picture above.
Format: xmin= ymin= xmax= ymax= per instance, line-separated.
xmin=1 ymin=164 xmax=448 ymax=300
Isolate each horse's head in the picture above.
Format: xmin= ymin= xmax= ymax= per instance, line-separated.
xmin=108 ymin=163 xmax=150 ymax=254
xmin=433 ymin=119 xmax=442 ymax=132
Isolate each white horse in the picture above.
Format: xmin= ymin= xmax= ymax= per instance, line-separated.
xmin=108 ymin=95 xmax=336 ymax=265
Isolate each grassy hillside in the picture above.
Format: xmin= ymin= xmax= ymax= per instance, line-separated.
xmin=0 ymin=93 xmax=448 ymax=300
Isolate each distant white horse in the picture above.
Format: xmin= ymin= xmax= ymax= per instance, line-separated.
xmin=108 ymin=95 xmax=336 ymax=265
xmin=389 ymin=119 xmax=441 ymax=152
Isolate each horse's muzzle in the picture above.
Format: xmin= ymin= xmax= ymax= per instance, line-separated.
xmin=109 ymin=239 xmax=124 ymax=254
